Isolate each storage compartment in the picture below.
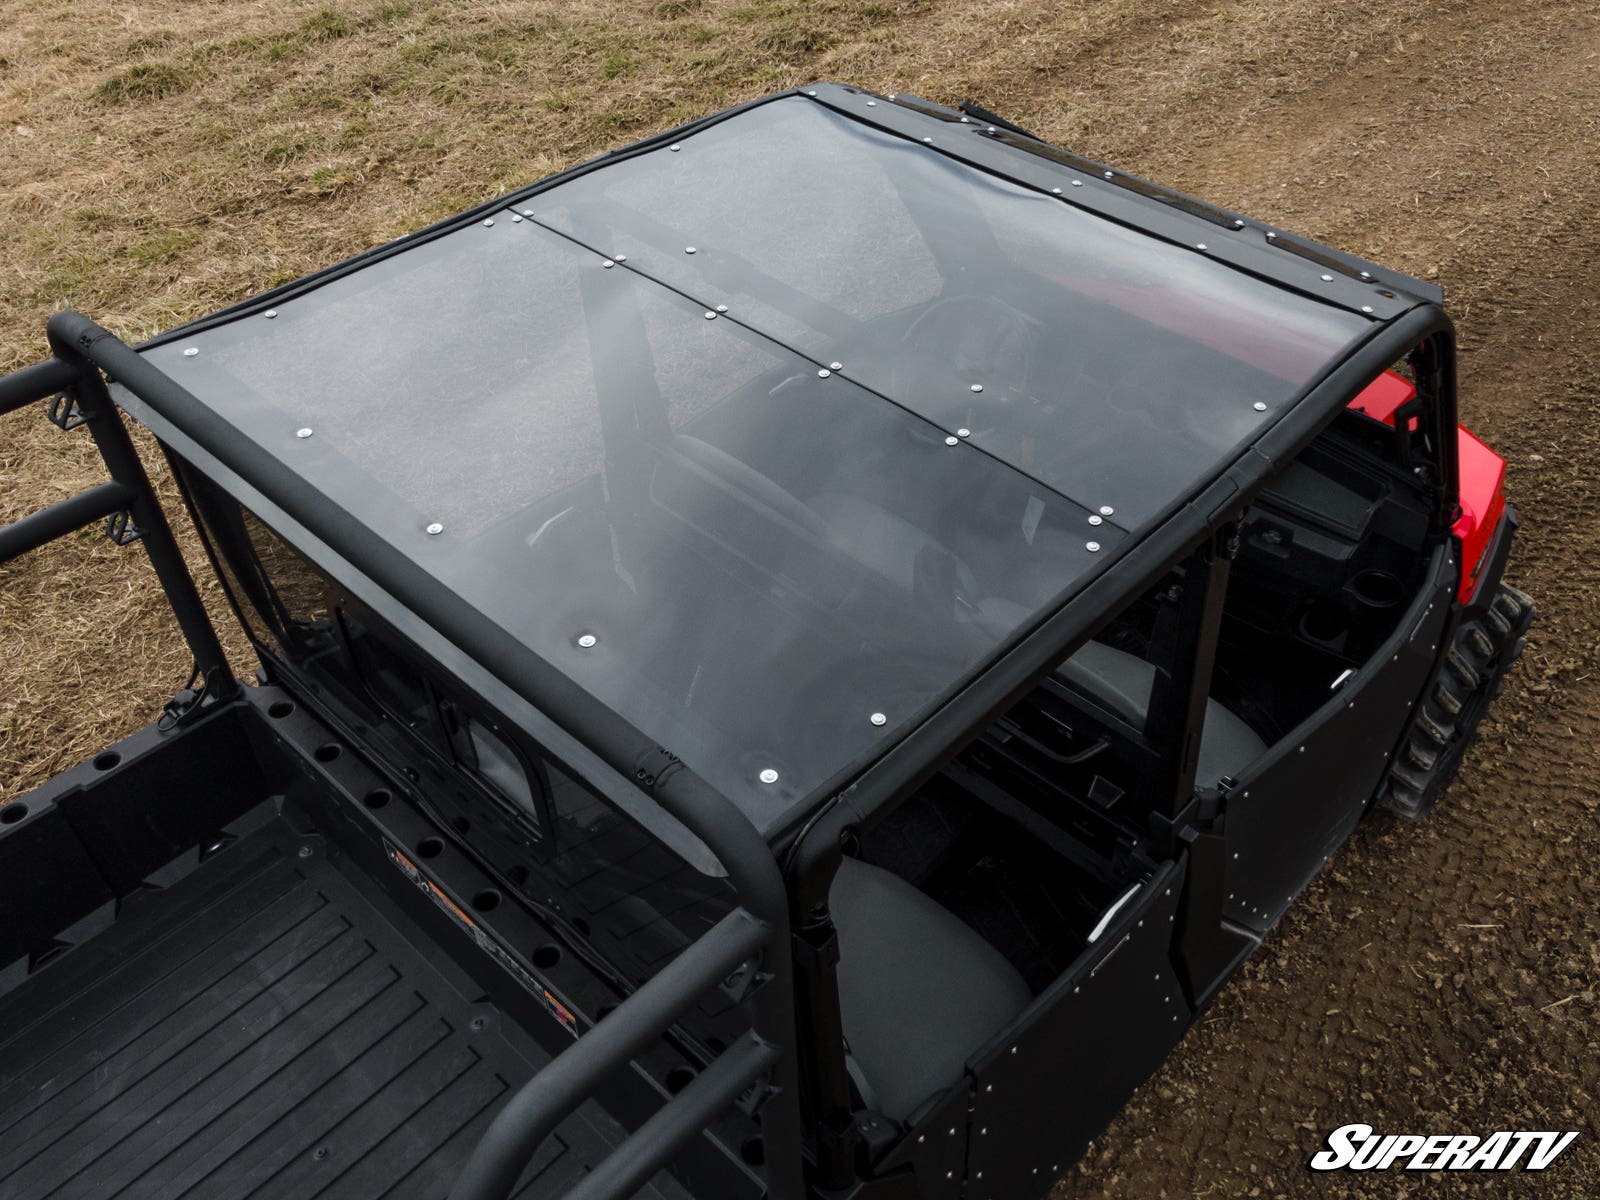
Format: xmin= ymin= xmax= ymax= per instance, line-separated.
xmin=1215 ymin=419 xmax=1439 ymax=742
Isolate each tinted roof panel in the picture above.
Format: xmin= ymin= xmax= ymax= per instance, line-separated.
xmin=528 ymin=97 xmax=1371 ymax=525
xmin=143 ymin=216 xmax=1110 ymax=831
xmin=140 ymin=93 xmax=1372 ymax=833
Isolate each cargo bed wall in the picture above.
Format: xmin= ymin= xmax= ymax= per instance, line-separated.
xmin=0 ymin=703 xmax=278 ymax=985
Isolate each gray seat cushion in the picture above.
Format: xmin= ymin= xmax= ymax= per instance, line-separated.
xmin=1058 ymin=641 xmax=1266 ymax=784
xmin=808 ymin=491 xmax=947 ymax=592
xmin=830 ymin=857 xmax=1032 ymax=1121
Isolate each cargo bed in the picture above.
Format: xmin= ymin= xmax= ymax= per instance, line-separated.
xmin=0 ymin=694 xmax=740 ymax=1200
xmin=0 ymin=801 xmax=690 ymax=1200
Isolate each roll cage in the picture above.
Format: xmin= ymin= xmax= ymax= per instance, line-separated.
xmin=3 ymin=82 xmax=1465 ymax=1198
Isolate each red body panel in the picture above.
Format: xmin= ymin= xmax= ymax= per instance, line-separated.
xmin=1349 ymin=370 xmax=1416 ymax=424
xmin=1453 ymin=425 xmax=1507 ymax=603
xmin=1346 ymin=371 xmax=1506 ymax=604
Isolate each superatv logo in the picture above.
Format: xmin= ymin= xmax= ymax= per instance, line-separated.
xmin=1310 ymin=1124 xmax=1578 ymax=1172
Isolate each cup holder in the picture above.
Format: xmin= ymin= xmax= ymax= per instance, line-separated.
xmin=1299 ymin=601 xmax=1348 ymax=647
xmin=1348 ymin=569 xmax=1404 ymax=611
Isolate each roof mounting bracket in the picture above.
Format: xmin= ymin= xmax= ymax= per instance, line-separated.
xmin=46 ymin=389 xmax=88 ymax=431
xmin=105 ymin=508 xmax=144 ymax=546
xmin=958 ymin=99 xmax=1040 ymax=141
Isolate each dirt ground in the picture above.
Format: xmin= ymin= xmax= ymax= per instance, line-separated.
xmin=2 ymin=0 xmax=1597 ymax=1196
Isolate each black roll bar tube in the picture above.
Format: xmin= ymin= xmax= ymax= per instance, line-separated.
xmin=450 ymin=909 xmax=771 ymax=1200
xmin=0 ymin=342 xmax=235 ymax=704
xmin=561 ymin=1034 xmax=779 ymax=1200
xmin=0 ymin=481 xmax=133 ymax=561
xmin=0 ymin=356 xmax=77 ymax=416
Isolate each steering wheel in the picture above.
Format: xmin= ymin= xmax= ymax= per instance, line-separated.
xmin=892 ymin=295 xmax=1038 ymax=410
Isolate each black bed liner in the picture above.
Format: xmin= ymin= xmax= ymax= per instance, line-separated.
xmin=0 ymin=804 xmax=684 ymax=1200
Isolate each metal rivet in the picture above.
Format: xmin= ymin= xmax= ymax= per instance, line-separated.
xmin=957 ymin=427 xmax=971 ymax=437
xmin=602 ymin=259 xmax=615 ymax=268
xmin=829 ymin=361 xmax=842 ymax=370
xmin=1196 ymin=243 xmax=1208 ymax=251
xmin=685 ymin=246 xmax=697 ymax=254
xmin=970 ymin=383 xmax=983 ymax=393
xmin=182 ymin=347 xmax=198 ymax=357
xmin=511 ymin=214 xmax=523 ymax=223
xmin=1362 ymin=305 xmax=1374 ymax=313
xmin=1086 ymin=541 xmax=1101 ymax=552
xmin=1104 ymin=170 xmax=1114 ymax=178
xmin=615 ymin=254 xmax=626 ymax=262
xmin=960 ymin=116 xmax=970 ymax=123
xmin=577 ymin=633 xmax=597 ymax=648
xmin=1360 ymin=270 xmax=1372 ymax=280
xmin=1051 ymin=187 xmax=1062 ymax=195
xmin=1234 ymin=218 xmax=1246 ymax=228
xmin=985 ymin=1085 xmax=993 ymax=1093
xmin=759 ymin=768 xmax=779 ymax=785
xmin=483 ymin=218 xmax=494 ymax=227
xmin=870 ymin=712 xmax=887 ymax=726
xmin=1266 ymin=231 xmax=1277 ymax=239
xmin=1071 ymin=179 xmax=1083 ymax=187
xmin=264 ymin=309 xmax=277 ymax=319
xmin=818 ymin=368 xmax=831 ymax=378
xmin=922 ymin=137 xmax=933 ymax=144
xmin=716 ymin=304 xmax=727 ymax=313
xmin=521 ymin=210 xmax=534 ymax=217
xmin=1099 ymin=505 xmax=1114 ymax=516
xmin=426 ymin=522 xmax=444 ymax=535
xmin=1088 ymin=514 xmax=1103 ymax=526
xmin=670 ymin=144 xmax=681 ymax=152
xmin=807 ymin=90 xmax=817 ymax=97
xmin=1253 ymin=401 xmax=1268 ymax=412
xmin=705 ymin=311 xmax=717 ymax=320
xmin=1321 ymin=273 xmax=1334 ymax=282
xmin=296 ymin=427 xmax=314 ymax=439
xmin=866 ymin=100 xmax=877 ymax=106
xmin=1011 ymin=1046 xmax=1018 ymax=1054
xmin=945 ymin=435 xmax=959 ymax=446
xmin=917 ymin=1135 xmax=924 ymax=1144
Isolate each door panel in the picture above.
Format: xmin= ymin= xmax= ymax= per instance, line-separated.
xmin=1219 ymin=543 xmax=1455 ymax=933
xmin=962 ymin=859 xmax=1187 ymax=1200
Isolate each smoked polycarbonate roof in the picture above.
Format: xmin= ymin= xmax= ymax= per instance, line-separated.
xmin=138 ymin=91 xmax=1372 ymax=834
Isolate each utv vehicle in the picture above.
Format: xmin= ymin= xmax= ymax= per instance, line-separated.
xmin=0 ymin=86 xmax=1530 ymax=1200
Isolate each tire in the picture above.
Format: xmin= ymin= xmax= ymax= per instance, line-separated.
xmin=1377 ymin=583 xmax=1534 ymax=821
